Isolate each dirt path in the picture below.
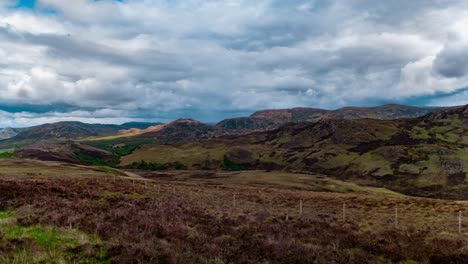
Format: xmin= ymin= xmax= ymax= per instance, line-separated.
xmin=122 ymin=171 xmax=143 ymax=178
xmin=71 ymin=163 xmax=144 ymax=179
xmin=112 ymin=169 xmax=143 ymax=178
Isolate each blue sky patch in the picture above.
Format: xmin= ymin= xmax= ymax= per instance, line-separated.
xmin=15 ymin=0 xmax=35 ymax=9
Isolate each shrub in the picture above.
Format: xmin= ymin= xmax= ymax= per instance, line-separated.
xmin=223 ymin=157 xmax=244 ymax=171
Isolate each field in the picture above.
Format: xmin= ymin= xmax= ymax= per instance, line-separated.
xmin=1 ymin=159 xmax=468 ymax=263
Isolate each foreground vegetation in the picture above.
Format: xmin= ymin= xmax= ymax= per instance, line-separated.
xmin=0 ymin=211 xmax=106 ymax=263
xmin=1 ymin=159 xmax=467 ymax=263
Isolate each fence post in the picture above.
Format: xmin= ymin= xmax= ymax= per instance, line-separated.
xmin=342 ymin=203 xmax=346 ymax=221
xmin=299 ymin=200 xmax=303 ymax=216
xmin=459 ymin=211 xmax=462 ymax=234
xmin=395 ymin=207 xmax=398 ymax=227
xmin=233 ymin=194 xmax=236 ymax=209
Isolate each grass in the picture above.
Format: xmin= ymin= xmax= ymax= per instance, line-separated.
xmin=120 ymin=142 xmax=229 ymax=167
xmin=143 ymin=170 xmax=401 ymax=195
xmin=348 ymin=151 xmax=393 ymax=177
xmin=83 ymin=138 xmax=157 ymax=157
xmin=0 ymin=152 xmax=14 ymax=159
xmin=0 ymin=210 xmax=106 ymax=263
xmin=118 ymin=121 xmax=468 ymax=199
xmin=1 ymin=159 xmax=468 ymax=263
xmin=74 ymin=151 xmax=120 ymax=167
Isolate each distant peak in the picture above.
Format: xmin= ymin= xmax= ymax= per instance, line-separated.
xmin=170 ymin=118 xmax=202 ymax=124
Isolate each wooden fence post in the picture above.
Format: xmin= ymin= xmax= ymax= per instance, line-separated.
xmin=342 ymin=203 xmax=346 ymax=221
xmin=459 ymin=211 xmax=462 ymax=234
xmin=299 ymin=200 xmax=303 ymax=216
xmin=395 ymin=207 xmax=399 ymax=227
xmin=233 ymin=194 xmax=236 ymax=209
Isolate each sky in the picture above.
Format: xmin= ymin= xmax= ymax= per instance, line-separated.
xmin=0 ymin=0 xmax=467 ymax=127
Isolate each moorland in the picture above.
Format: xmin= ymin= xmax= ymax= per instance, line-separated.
xmin=0 ymin=104 xmax=467 ymax=263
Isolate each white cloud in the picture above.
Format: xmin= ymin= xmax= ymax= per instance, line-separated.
xmin=0 ymin=0 xmax=467 ymax=126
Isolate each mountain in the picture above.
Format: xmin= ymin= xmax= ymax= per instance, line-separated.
xmin=122 ymin=105 xmax=468 ymax=199
xmin=0 ymin=104 xmax=442 ymax=145
xmin=216 ymin=117 xmax=278 ymax=132
xmin=217 ymin=104 xmax=442 ymax=132
xmin=11 ymin=121 xmax=122 ymax=141
xmin=118 ymin=122 xmax=161 ymax=130
xmin=0 ymin=121 xmax=160 ymax=150
xmin=135 ymin=119 xmax=223 ymax=143
xmin=324 ymin=104 xmax=441 ymax=120
xmin=251 ymin=107 xmax=328 ymax=123
xmin=16 ymin=140 xmax=114 ymax=164
xmin=0 ymin=128 xmax=23 ymax=140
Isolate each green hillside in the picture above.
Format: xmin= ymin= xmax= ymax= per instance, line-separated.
xmin=122 ymin=105 xmax=468 ymax=199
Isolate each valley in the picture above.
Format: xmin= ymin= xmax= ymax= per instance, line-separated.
xmin=0 ymin=104 xmax=467 ymax=263
xmin=119 ymin=105 xmax=468 ymax=199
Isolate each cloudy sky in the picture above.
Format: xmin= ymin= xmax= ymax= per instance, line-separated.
xmin=0 ymin=0 xmax=467 ymax=127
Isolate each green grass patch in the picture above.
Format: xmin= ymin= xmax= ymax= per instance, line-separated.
xmin=74 ymin=151 xmax=120 ymax=167
xmin=223 ymin=157 xmax=245 ymax=171
xmin=83 ymin=138 xmax=157 ymax=157
xmin=0 ymin=210 xmax=107 ymax=263
xmin=0 ymin=152 xmax=14 ymax=159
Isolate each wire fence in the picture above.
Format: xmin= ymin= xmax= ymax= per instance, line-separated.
xmin=147 ymin=183 xmax=468 ymax=235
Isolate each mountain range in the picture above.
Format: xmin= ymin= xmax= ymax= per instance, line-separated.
xmin=217 ymin=104 xmax=441 ymax=132
xmin=0 ymin=127 xmax=24 ymax=140
xmin=1 ymin=103 xmax=466 ymax=199
xmin=0 ymin=104 xmax=441 ymax=144
xmin=119 ymin=104 xmax=467 ymax=199
xmin=0 ymin=121 xmax=158 ymax=149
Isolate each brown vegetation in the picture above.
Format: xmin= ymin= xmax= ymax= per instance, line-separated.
xmin=1 ymin=160 xmax=467 ymax=263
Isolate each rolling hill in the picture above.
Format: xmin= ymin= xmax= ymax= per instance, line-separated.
xmin=0 ymin=121 xmax=159 ymax=149
xmin=138 ymin=118 xmax=223 ymax=142
xmin=217 ymin=104 xmax=442 ymax=132
xmin=1 ymin=104 xmax=443 ymax=149
xmin=11 ymin=121 xmax=123 ymax=140
xmin=118 ymin=122 xmax=161 ymax=130
xmin=0 ymin=128 xmax=23 ymax=140
xmin=15 ymin=140 xmax=114 ymax=164
xmin=80 ymin=119 xmax=224 ymax=160
xmin=116 ymin=119 xmax=222 ymax=141
xmin=121 ymin=104 xmax=468 ymax=199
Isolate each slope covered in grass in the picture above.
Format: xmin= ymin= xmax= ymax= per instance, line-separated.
xmin=122 ymin=105 xmax=468 ymax=199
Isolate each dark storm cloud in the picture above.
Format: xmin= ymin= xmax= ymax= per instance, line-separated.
xmin=433 ymin=43 xmax=468 ymax=78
